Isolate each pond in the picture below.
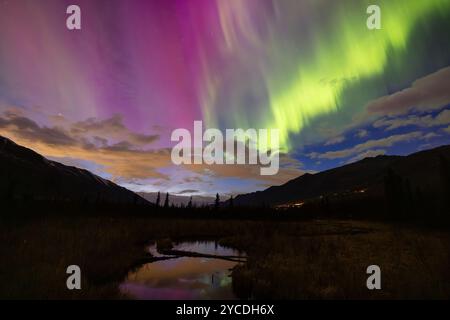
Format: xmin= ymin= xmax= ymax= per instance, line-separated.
xmin=120 ymin=241 xmax=246 ymax=300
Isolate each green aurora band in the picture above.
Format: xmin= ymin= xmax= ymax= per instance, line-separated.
xmin=202 ymin=0 xmax=450 ymax=151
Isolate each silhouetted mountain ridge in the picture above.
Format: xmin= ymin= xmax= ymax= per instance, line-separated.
xmin=0 ymin=135 xmax=148 ymax=205
xmin=233 ymin=145 xmax=450 ymax=207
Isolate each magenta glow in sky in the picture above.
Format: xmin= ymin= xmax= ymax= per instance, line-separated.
xmin=0 ymin=0 xmax=218 ymax=133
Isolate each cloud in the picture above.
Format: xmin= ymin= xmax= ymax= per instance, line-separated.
xmin=308 ymin=131 xmax=423 ymax=160
xmin=182 ymin=176 xmax=205 ymax=183
xmin=182 ymin=153 xmax=307 ymax=186
xmin=373 ymin=109 xmax=450 ymax=131
xmin=175 ymin=189 xmax=200 ymax=195
xmin=0 ymin=107 xmax=307 ymax=191
xmin=4 ymin=132 xmax=172 ymax=180
xmin=324 ymin=135 xmax=345 ymax=146
xmin=71 ymin=115 xmax=159 ymax=147
xmin=0 ymin=109 xmax=171 ymax=180
xmin=0 ymin=109 xmax=160 ymax=150
xmin=367 ymin=67 xmax=450 ymax=116
xmin=421 ymin=132 xmax=440 ymax=140
xmin=443 ymin=126 xmax=450 ymax=134
xmin=355 ymin=129 xmax=368 ymax=138
xmin=0 ymin=112 xmax=77 ymax=146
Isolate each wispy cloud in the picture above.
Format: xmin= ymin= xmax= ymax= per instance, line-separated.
xmin=308 ymin=131 xmax=423 ymax=160
xmin=175 ymin=189 xmax=200 ymax=195
xmin=355 ymin=129 xmax=368 ymax=138
xmin=373 ymin=109 xmax=450 ymax=131
xmin=0 ymin=108 xmax=171 ymax=180
xmin=324 ymin=135 xmax=345 ymax=146
xmin=367 ymin=67 xmax=450 ymax=116
xmin=444 ymin=126 xmax=450 ymax=134
xmin=71 ymin=115 xmax=159 ymax=147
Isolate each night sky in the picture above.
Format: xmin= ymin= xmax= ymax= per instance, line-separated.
xmin=1 ymin=0 xmax=450 ymax=196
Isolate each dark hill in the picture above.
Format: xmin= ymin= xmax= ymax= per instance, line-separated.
xmin=0 ymin=136 xmax=149 ymax=205
xmin=233 ymin=145 xmax=450 ymax=207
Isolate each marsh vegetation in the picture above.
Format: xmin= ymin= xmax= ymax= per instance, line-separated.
xmin=1 ymin=216 xmax=448 ymax=299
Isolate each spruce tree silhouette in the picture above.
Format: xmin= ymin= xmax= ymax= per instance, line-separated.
xmin=164 ymin=192 xmax=169 ymax=208
xmin=187 ymin=196 xmax=193 ymax=209
xmin=215 ymin=193 xmax=220 ymax=210
xmin=229 ymin=195 xmax=234 ymax=208
xmin=156 ymin=191 xmax=161 ymax=207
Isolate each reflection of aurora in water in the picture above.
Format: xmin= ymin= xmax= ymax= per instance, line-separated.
xmin=120 ymin=241 xmax=244 ymax=300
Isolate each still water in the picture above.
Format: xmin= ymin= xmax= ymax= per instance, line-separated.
xmin=120 ymin=241 xmax=245 ymax=299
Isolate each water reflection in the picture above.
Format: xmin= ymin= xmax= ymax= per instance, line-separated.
xmin=120 ymin=241 xmax=245 ymax=300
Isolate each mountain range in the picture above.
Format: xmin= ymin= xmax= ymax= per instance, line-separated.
xmin=2 ymin=134 xmax=449 ymax=209
xmin=0 ymin=135 xmax=148 ymax=205
xmin=233 ymin=145 xmax=450 ymax=207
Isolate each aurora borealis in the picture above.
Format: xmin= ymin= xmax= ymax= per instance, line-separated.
xmin=1 ymin=0 xmax=450 ymax=196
